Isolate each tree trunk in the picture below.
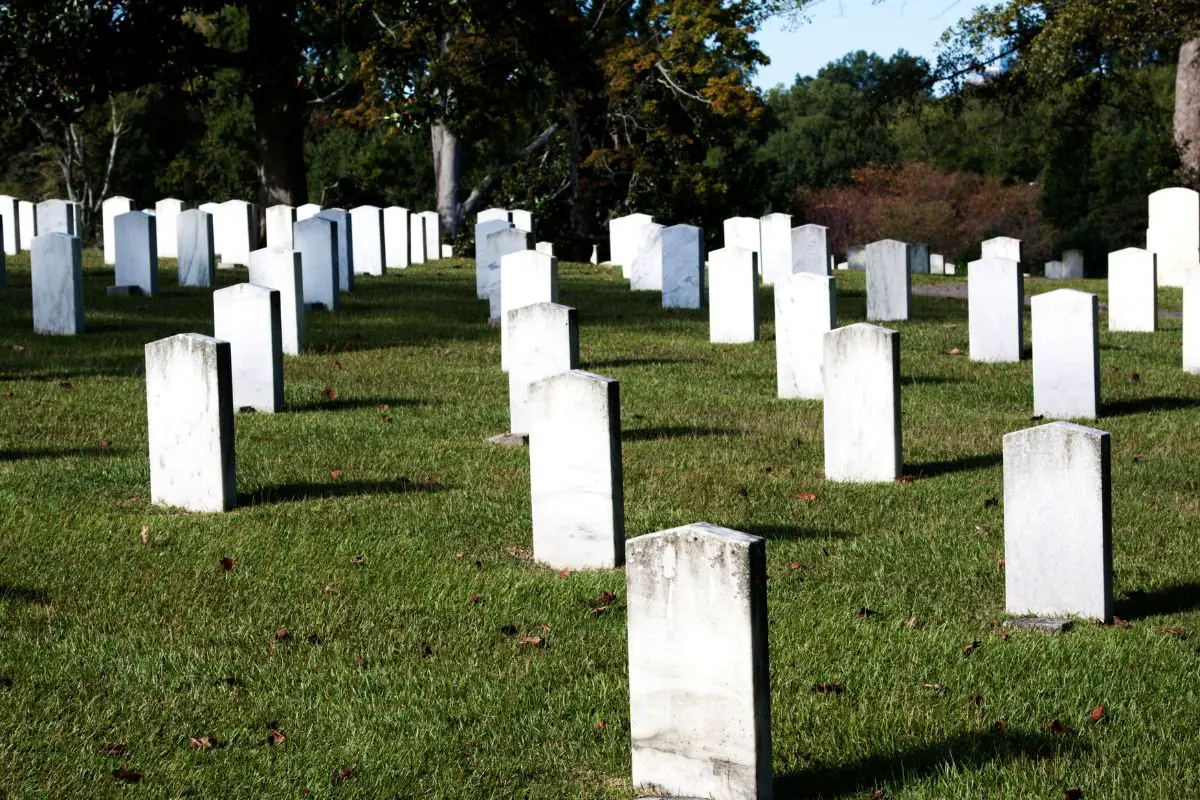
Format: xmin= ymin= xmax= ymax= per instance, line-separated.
xmin=247 ymin=2 xmax=309 ymax=208
xmin=1175 ymin=38 xmax=1200 ymax=183
xmin=432 ymin=121 xmax=463 ymax=239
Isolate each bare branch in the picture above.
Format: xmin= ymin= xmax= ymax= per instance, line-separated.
xmin=654 ymin=62 xmax=712 ymax=105
xmin=460 ymin=122 xmax=560 ymax=216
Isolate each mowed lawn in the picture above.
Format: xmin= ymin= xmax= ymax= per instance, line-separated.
xmin=4 ymin=252 xmax=1200 ymax=799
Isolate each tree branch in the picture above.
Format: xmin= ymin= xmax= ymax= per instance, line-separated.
xmin=460 ymin=122 xmax=560 ymax=216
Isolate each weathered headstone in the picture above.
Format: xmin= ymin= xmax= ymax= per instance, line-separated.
xmin=1003 ymin=421 xmax=1112 ymax=623
xmin=930 ymin=253 xmax=945 ymax=275
xmin=848 ymin=244 xmax=866 ymax=271
xmin=113 ymin=211 xmax=159 ymax=296
xmin=967 ymin=256 xmax=1023 ymax=362
xmin=31 ymin=233 xmax=84 ymax=335
xmin=759 ymin=212 xmax=792 ymax=285
xmin=409 ymin=214 xmax=427 ymax=264
xmin=216 ymin=200 xmax=255 ymax=267
xmin=213 ymin=283 xmax=284 ymax=413
xmin=1032 ymin=289 xmax=1099 ymax=419
xmin=315 ymin=209 xmax=355 ymax=292
xmin=945 ymin=263 xmax=957 ymax=275
xmin=145 ymin=333 xmax=236 ymax=512
xmin=349 ymin=205 xmax=385 ymax=276
xmin=293 ymin=215 xmax=339 ymax=311
xmin=155 ymin=199 xmax=185 ymax=260
xmin=1108 ymin=248 xmax=1157 ymax=333
xmin=866 ymin=239 xmax=912 ymax=322
xmin=419 ymin=210 xmax=440 ymax=260
xmin=723 ymin=217 xmax=761 ymax=272
xmin=383 ymin=206 xmax=410 ymax=269
xmin=982 ymin=236 xmax=1022 ymax=263
xmin=266 ymin=205 xmax=296 ymax=250
xmin=1045 ymin=260 xmax=1065 ymax=279
xmin=248 ymin=247 xmax=305 ymax=355
xmin=791 ymin=223 xmax=831 ymax=277
xmin=824 ymin=323 xmax=902 ymax=482
xmin=102 ymin=196 xmax=133 ymax=264
xmin=609 ymin=213 xmax=655 ymax=276
xmin=1061 ymin=249 xmax=1085 ymax=279
xmin=909 ymin=242 xmax=930 ymax=275
xmin=296 ymin=203 xmax=321 ymax=222
xmin=500 ymin=250 xmax=559 ymax=371
xmin=709 ymin=246 xmax=759 ymax=344
xmin=630 ymin=223 xmax=665 ymax=291
xmin=528 ymin=370 xmax=624 ymax=570
xmin=1147 ymin=187 xmax=1199 ymax=288
xmin=18 ymin=201 xmax=35 ymax=251
xmin=0 ymin=195 xmax=17 ymax=256
xmin=37 ymin=200 xmax=75 ymax=236
xmin=661 ymin=224 xmax=704 ymax=310
xmin=483 ymin=227 xmax=531 ymax=320
xmin=626 ymin=522 xmax=771 ymax=800
xmin=507 ymin=303 xmax=579 ymax=436
xmin=176 ymin=209 xmax=216 ymax=288
xmin=776 ymin=272 xmax=837 ymax=399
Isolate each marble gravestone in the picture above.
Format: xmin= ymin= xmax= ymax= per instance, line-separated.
xmin=1003 ymin=421 xmax=1112 ymax=623
xmin=982 ymin=236 xmax=1022 ymax=263
xmin=930 ymin=253 xmax=945 ymax=275
xmin=216 ymin=200 xmax=255 ymax=267
xmin=866 ymin=239 xmax=912 ymax=322
xmin=383 ymin=206 xmax=411 ymax=269
xmin=315 ymin=209 xmax=355 ymax=292
xmin=626 ymin=522 xmax=771 ymax=800
xmin=507 ymin=303 xmax=579 ymax=437
xmin=248 ymin=247 xmax=305 ymax=355
xmin=213 ymin=283 xmax=284 ymax=414
xmin=102 ymin=196 xmax=133 ymax=264
xmin=0 ymin=195 xmax=17 ymax=256
xmin=1146 ymin=187 xmax=1198 ymax=288
xmin=18 ymin=201 xmax=35 ymax=251
xmin=475 ymin=219 xmax=515 ymax=298
xmin=510 ymin=209 xmax=534 ymax=235
xmin=528 ymin=370 xmax=624 ymax=570
xmin=629 ymin=223 xmax=665 ymax=291
xmin=478 ymin=208 xmax=510 ymax=225
xmin=708 ymin=246 xmax=759 ymax=344
xmin=609 ymin=213 xmax=655 ymax=275
xmin=535 ymin=241 xmax=554 ymax=256
xmin=113 ymin=211 xmax=159 ymax=296
xmin=500 ymin=250 xmax=559 ymax=371
xmin=155 ymin=198 xmax=185 ymax=260
xmin=1062 ymin=249 xmax=1085 ymax=279
xmin=847 ymin=244 xmax=866 ymax=271
xmin=293 ymin=215 xmax=340 ymax=311
xmin=266 ymin=205 xmax=296 ymax=250
xmin=1107 ymin=248 xmax=1157 ymax=333
xmin=661 ymin=224 xmax=704 ymax=309
xmin=776 ymin=272 xmax=837 ymax=399
xmin=824 ymin=323 xmax=902 ymax=482
xmin=37 ymin=200 xmax=76 ymax=236
xmin=759 ymin=212 xmax=792 ymax=285
xmin=145 ymin=333 xmax=236 ymax=513
xmin=483 ymin=227 xmax=532 ymax=321
xmin=792 ymin=224 xmax=831 ymax=277
xmin=410 ymin=214 xmax=427 ymax=265
xmin=1044 ymin=260 xmax=1065 ymax=279
xmin=350 ymin=205 xmax=386 ymax=276
xmin=176 ymin=209 xmax=216 ymax=288
xmin=909 ymin=242 xmax=930 ymax=275
xmin=723 ymin=217 xmax=761 ymax=272
xmin=296 ymin=203 xmax=322 ymax=222
xmin=967 ymin=257 xmax=1023 ymax=362
xmin=419 ymin=210 xmax=440 ymax=260
xmin=31 ymin=232 xmax=84 ymax=335
xmin=1032 ymin=289 xmax=1100 ymax=420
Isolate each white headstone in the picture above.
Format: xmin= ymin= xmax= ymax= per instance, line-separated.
xmin=1003 ymin=421 xmax=1111 ymax=622
xmin=1108 ymin=248 xmax=1157 ymax=333
xmin=791 ymin=224 xmax=831 ymax=277
xmin=967 ymin=256 xmax=1023 ymax=362
xmin=296 ymin=203 xmax=322 ymax=222
xmin=478 ymin=208 xmax=510 ymax=225
xmin=946 ymin=263 xmax=957 ymax=275
xmin=609 ymin=213 xmax=655 ymax=275
xmin=475 ymin=219 xmax=515 ymax=298
xmin=759 ymin=212 xmax=792 ymax=285
xmin=866 ymin=239 xmax=912 ymax=321
xmin=248 ymin=247 xmax=305 ymax=355
xmin=31 ymin=233 xmax=84 ymax=335
xmin=723 ymin=216 xmax=762 ymax=270
xmin=102 ymin=196 xmax=133 ymax=264
xmin=709 ymin=246 xmax=759 ymax=344
xmin=409 ymin=214 xmax=426 ymax=265
xmin=155 ymin=199 xmax=185 ymax=259
xmin=419 ymin=211 xmax=440 ymax=260
xmin=198 ymin=202 xmax=222 ymax=246
xmin=293 ymin=215 xmax=339 ymax=311
xmin=627 ymin=522 xmax=771 ymax=800
xmin=510 ymin=209 xmax=533 ymax=235
xmin=930 ymin=253 xmax=945 ymax=275
xmin=216 ymin=200 xmax=255 ymax=267
xmin=1186 ymin=267 xmax=1200 ymax=374
xmin=1061 ymin=249 xmax=1085 ymax=279
xmin=823 ymin=323 xmax=901 ymax=482
xmin=507 ymin=303 xmax=579 ymax=436
xmin=500 ymin=250 xmax=558 ymax=371
xmin=848 ymin=244 xmax=866 ymax=271
xmin=535 ymin=241 xmax=554 ymax=256
xmin=483 ymin=227 xmax=531 ymax=320
xmin=982 ymin=236 xmax=1022 ymax=263
xmin=36 ymin=200 xmax=75 ymax=236
xmin=629 ymin=223 xmax=665 ymax=291
xmin=349 ymin=205 xmax=385 ymax=276
xmin=0 ymin=195 xmax=18 ymax=256
xmin=315 ymin=209 xmax=354 ymax=292
xmin=661 ymin=224 xmax=704 ymax=309
xmin=1147 ymin=187 xmax=1199 ymax=288
xmin=114 ymin=211 xmax=159 ymax=296
xmin=18 ymin=201 xmax=35 ymax=251
xmin=177 ymin=209 xmax=216 ymax=288
xmin=909 ymin=242 xmax=930 ymax=275
xmin=528 ymin=370 xmax=624 ymax=570
xmin=1032 ymin=289 xmax=1099 ymax=419
xmin=265 ymin=205 xmax=296 ymax=250
xmin=213 ymin=283 xmax=283 ymax=413
xmin=776 ymin=272 xmax=837 ymax=399
xmin=145 ymin=333 xmax=236 ymax=513
xmin=383 ymin=206 xmax=410 ymax=269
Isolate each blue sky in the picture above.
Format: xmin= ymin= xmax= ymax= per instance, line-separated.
xmin=753 ymin=0 xmax=974 ymax=89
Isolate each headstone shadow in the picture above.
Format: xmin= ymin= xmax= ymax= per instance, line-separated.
xmin=1115 ymin=582 xmax=1200 ymax=620
xmin=242 ymin=475 xmax=445 ymax=506
xmin=622 ymin=425 xmax=744 ymax=442
xmin=289 ymin=397 xmax=425 ymax=413
xmin=1100 ymin=396 xmax=1200 ymax=417
xmin=906 ymin=453 xmax=1002 ymax=478
xmin=0 ymin=585 xmax=52 ymax=607
xmin=738 ymin=524 xmax=854 ymax=542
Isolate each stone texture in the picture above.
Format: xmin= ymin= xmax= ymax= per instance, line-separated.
xmin=18 ymin=201 xmax=35 ymax=251
xmin=114 ymin=211 xmax=159 ymax=296
xmin=1147 ymin=187 xmax=1199 ymax=288
xmin=384 ymin=206 xmax=411 ymax=269
xmin=1003 ymin=421 xmax=1112 ymax=623
xmin=0 ymin=195 xmax=17 ymax=256
xmin=1062 ymin=249 xmax=1085 ymax=279
xmin=155 ymin=198 xmax=185 ymax=259
xmin=1003 ymin=617 xmax=1073 ymax=634
xmin=216 ymin=200 xmax=255 ymax=267
xmin=630 ymin=223 xmax=665 ymax=291
xmin=315 ymin=209 xmax=355 ymax=292
xmin=419 ymin=210 xmax=440 ymax=260
xmin=1108 ymin=248 xmax=1157 ymax=333
xmin=296 ymin=203 xmax=322 ymax=222
xmin=500 ymin=250 xmax=559 ymax=371
xmin=661 ymin=224 xmax=704 ymax=310
xmin=145 ymin=333 xmax=236 ymax=513
xmin=1032 ymin=289 xmax=1099 ymax=419
xmin=909 ymin=242 xmax=930 ymax=275
xmin=37 ymin=200 xmax=75 ymax=236
xmin=31 ymin=233 xmax=84 ymax=335
xmin=483 ymin=227 xmax=531 ymax=320
xmin=709 ymin=246 xmax=759 ymax=344
xmin=293 ymin=216 xmax=339 ymax=311
xmin=478 ymin=208 xmax=510 ymax=225
xmin=791 ymin=224 xmax=831 ymax=277
xmin=177 ymin=209 xmax=216 ymax=288
xmin=968 ymin=257 xmax=1023 ymax=362
xmin=410 ymin=213 xmax=427 ymax=264
xmin=507 ymin=303 xmax=579 ymax=436
xmin=213 ymin=283 xmax=283 ymax=413
xmin=776 ymin=273 xmax=837 ymax=399
xmin=823 ymin=323 xmax=902 ymax=482
xmin=265 ymin=204 xmax=296 ymax=250
xmin=759 ymin=212 xmax=792 ymax=285
xmin=610 ymin=213 xmax=656 ymax=277
xmin=350 ymin=205 xmax=386 ymax=276
xmin=982 ymin=236 xmax=1022 ymax=263
xmin=930 ymin=253 xmax=945 ymax=275
xmin=626 ymin=522 xmax=771 ymax=800
xmin=102 ymin=196 xmax=133 ymax=264
xmin=248 ymin=247 xmax=305 ymax=355
xmin=528 ymin=370 xmax=624 ymax=570
xmin=866 ymin=239 xmax=912 ymax=322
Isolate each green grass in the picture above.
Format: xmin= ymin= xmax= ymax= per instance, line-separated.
xmin=4 ymin=252 xmax=1200 ymax=798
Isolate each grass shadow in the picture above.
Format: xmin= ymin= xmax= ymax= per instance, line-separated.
xmin=1101 ymin=397 xmax=1200 ymax=417
xmin=0 ymin=446 xmax=123 ymax=462
xmin=906 ymin=453 xmax=1002 ymax=479
xmin=0 ymin=585 xmax=52 ymax=606
xmin=585 ymin=357 xmax=694 ymax=369
xmin=243 ymin=476 xmax=446 ymax=507
xmin=902 ymin=375 xmax=962 ymax=386
xmin=776 ymin=729 xmax=1082 ymax=798
xmin=623 ymin=425 xmax=745 ymax=442
xmin=289 ymin=397 xmax=425 ymax=413
xmin=1116 ymin=582 xmax=1200 ymax=620
xmin=739 ymin=525 xmax=854 ymax=542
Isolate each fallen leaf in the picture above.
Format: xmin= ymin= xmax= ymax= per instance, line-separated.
xmin=992 ymin=719 xmax=1008 ymax=732
xmin=1091 ymin=705 xmax=1105 ymax=723
xmin=97 ymin=742 xmax=125 ymax=757
xmin=500 ymin=624 xmax=519 ymax=636
xmin=962 ymin=641 xmax=981 ymax=656
xmin=456 ymin=552 xmax=465 ymax=559
xmin=595 ymin=721 xmax=606 ymax=730
xmin=330 ymin=469 xmax=343 ymax=479
xmin=1064 ymin=790 xmax=1082 ymax=800
xmin=139 ymin=525 xmax=149 ymax=546
xmin=590 ymin=606 xmax=609 ymax=618
xmin=969 ymin=693 xmax=983 ymax=706
xmin=871 ymin=790 xmax=888 ymax=800
xmin=789 ymin=561 xmax=802 ymax=570
xmin=348 ymin=554 xmax=365 ymax=566
xmin=559 ymin=568 xmax=570 ymax=579
xmin=1047 ymin=719 xmax=1073 ymax=737
xmin=811 ymin=682 xmax=845 ymax=696
xmin=275 ymin=627 xmax=291 ymax=641
xmin=1 ymin=392 xmax=11 ymax=398
xmin=595 ymin=591 xmax=617 ymax=605
xmin=792 ymin=491 xmax=818 ymax=502
xmin=895 ymin=475 xmax=915 ymax=484
xmin=949 ymin=347 xmax=961 ymax=356
xmin=377 ymin=403 xmax=389 ymax=410
xmin=268 ymin=729 xmax=286 ymax=746
xmin=922 ymin=683 xmax=945 ymax=693
xmin=334 ymin=361 xmax=343 ymax=371
xmin=99 ymin=439 xmax=111 ymax=449
xmin=220 ymin=557 xmax=234 ymax=572
xmin=470 ymin=594 xmax=482 ymax=605
xmin=983 ymin=496 xmax=998 ymax=508
xmin=354 ymin=657 xmax=367 ymax=669
xmin=112 ymin=768 xmax=142 ymax=783
xmin=321 ymin=386 xmax=337 ymax=399
xmin=997 ymin=631 xmax=1010 ymax=641
xmin=1132 ymin=454 xmax=1142 ymax=463
xmin=1110 ymin=616 xmax=1131 ymax=629
xmin=904 ymin=615 xmax=918 ymax=629
xmin=331 ymin=767 xmax=357 ymax=784
xmin=382 ymin=415 xmax=392 ymax=423
xmin=1161 ymin=627 xmax=1187 ymax=639
xmin=59 ymin=382 xmax=74 ymax=391
xmin=519 ymin=635 xmax=547 ymax=647
xmin=323 ymin=584 xmax=339 ymax=595
xmin=189 ymin=736 xmax=213 ymax=749
xmin=1130 ymin=372 xmax=1141 ymax=382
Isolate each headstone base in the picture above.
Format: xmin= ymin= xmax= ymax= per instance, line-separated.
xmin=1003 ymin=617 xmax=1073 ymax=634
xmin=487 ymin=433 xmax=529 ymax=447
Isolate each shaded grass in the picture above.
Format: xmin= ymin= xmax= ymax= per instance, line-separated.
xmin=3 ymin=254 xmax=1200 ymax=797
